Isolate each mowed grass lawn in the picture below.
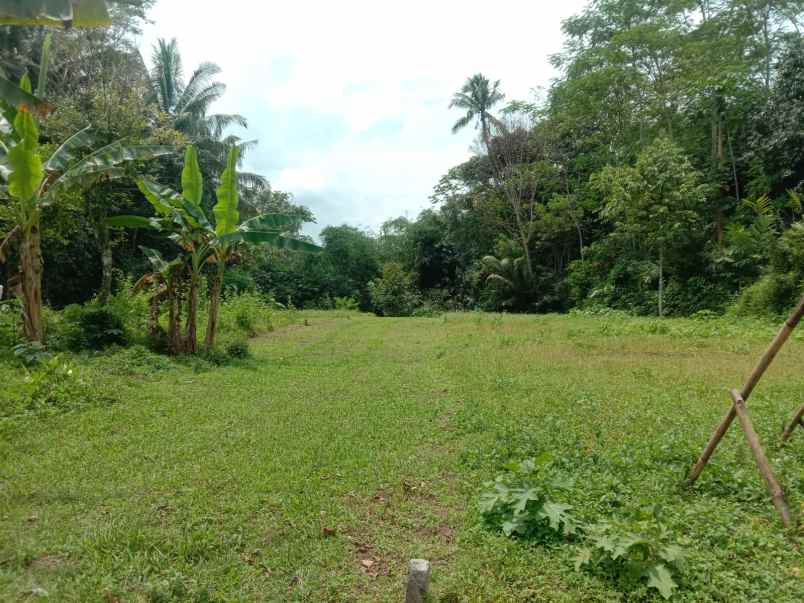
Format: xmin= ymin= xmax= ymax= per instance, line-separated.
xmin=1 ymin=312 xmax=803 ymax=602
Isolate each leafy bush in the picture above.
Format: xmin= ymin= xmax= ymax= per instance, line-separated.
xmin=3 ymin=356 xmax=112 ymax=418
xmin=479 ymin=456 xmax=579 ymax=540
xmin=103 ymin=278 xmax=150 ymax=338
xmin=219 ymin=292 xmax=274 ymax=336
xmin=368 ymin=263 xmax=422 ymax=317
xmin=732 ymin=272 xmax=802 ymax=317
xmin=54 ymin=304 xmax=128 ymax=351
xmin=12 ymin=341 xmax=50 ymax=367
xmin=411 ymin=304 xmax=442 ymax=317
xmin=225 ymin=339 xmax=251 ymax=359
xmin=334 ymin=296 xmax=359 ymax=311
xmin=223 ymin=267 xmax=257 ymax=294
xmin=732 ymin=221 xmax=804 ymax=317
xmin=78 ymin=307 xmax=127 ymax=350
xmin=574 ymin=516 xmax=684 ymax=600
xmin=98 ymin=345 xmax=174 ymax=376
xmin=0 ymin=298 xmax=22 ymax=348
xmin=201 ymin=346 xmax=230 ymax=366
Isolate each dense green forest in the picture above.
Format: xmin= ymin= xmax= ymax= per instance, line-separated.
xmin=1 ymin=0 xmax=803 ymax=342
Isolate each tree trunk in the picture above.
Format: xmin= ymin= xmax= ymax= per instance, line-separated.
xmin=184 ymin=271 xmax=200 ymax=354
xmin=167 ymin=270 xmax=182 ymax=355
xmin=98 ymin=223 xmax=113 ymax=305
xmin=19 ymin=222 xmax=44 ymax=342
xmin=204 ymin=262 xmax=225 ymax=351
xmin=147 ymin=288 xmax=167 ymax=340
xmin=658 ymin=245 xmax=664 ymax=318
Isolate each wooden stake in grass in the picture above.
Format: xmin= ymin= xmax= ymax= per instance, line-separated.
xmin=781 ymin=404 xmax=804 ymax=443
xmin=686 ymin=294 xmax=804 ymax=485
xmin=730 ymin=390 xmax=792 ymax=528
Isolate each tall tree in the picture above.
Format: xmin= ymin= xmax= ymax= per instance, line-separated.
xmin=593 ymin=137 xmax=708 ymax=316
xmin=148 ymin=37 xmax=264 ymax=193
xmin=0 ymin=74 xmax=171 ymax=341
xmin=449 ymin=73 xmax=505 ymax=151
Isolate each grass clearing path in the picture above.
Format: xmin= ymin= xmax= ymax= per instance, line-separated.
xmin=1 ymin=312 xmax=802 ymax=601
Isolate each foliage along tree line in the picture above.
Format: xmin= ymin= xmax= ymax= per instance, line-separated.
xmin=275 ymin=0 xmax=804 ymax=318
xmin=0 ymin=1 xmax=320 ymax=350
xmin=2 ymin=0 xmax=804 ymax=333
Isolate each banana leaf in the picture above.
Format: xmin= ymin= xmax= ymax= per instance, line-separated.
xmin=0 ymin=76 xmax=52 ymax=116
xmin=0 ymin=0 xmax=111 ymax=27
xmin=218 ymin=230 xmax=321 ymax=253
xmin=106 ymin=215 xmax=159 ymax=230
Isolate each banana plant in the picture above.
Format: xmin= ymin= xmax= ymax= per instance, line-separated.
xmin=0 ymin=2 xmax=109 ymax=108
xmin=109 ymin=145 xmax=320 ymax=354
xmin=109 ymin=146 xmax=212 ymax=353
xmin=0 ymin=74 xmax=172 ymax=342
xmin=0 ymin=0 xmax=111 ymax=28
xmin=204 ymin=146 xmax=320 ymax=348
xmin=132 ymin=246 xmax=184 ymax=350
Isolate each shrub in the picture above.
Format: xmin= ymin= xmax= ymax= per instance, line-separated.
xmin=103 ymin=278 xmax=150 ymax=338
xmin=201 ymin=346 xmax=230 ymax=366
xmin=78 ymin=307 xmax=128 ymax=350
xmin=3 ymin=356 xmax=112 ymax=418
xmin=223 ymin=267 xmax=256 ymax=294
xmin=334 ymin=296 xmax=359 ymax=311
xmin=479 ymin=456 xmax=579 ymax=541
xmin=368 ymin=263 xmax=421 ymax=317
xmin=574 ymin=516 xmax=684 ymax=600
xmin=219 ymin=292 xmax=273 ymax=336
xmin=732 ymin=221 xmax=804 ymax=317
xmin=732 ymin=273 xmax=802 ymax=317
xmin=225 ymin=339 xmax=251 ymax=359
xmin=0 ymin=298 xmax=22 ymax=348
xmin=98 ymin=345 xmax=174 ymax=376
xmin=12 ymin=341 xmax=50 ymax=367
xmin=411 ymin=304 xmax=442 ymax=317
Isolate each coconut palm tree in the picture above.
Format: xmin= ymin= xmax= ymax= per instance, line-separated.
xmin=449 ymin=73 xmax=505 ymax=151
xmin=149 ymin=38 xmax=265 ymax=191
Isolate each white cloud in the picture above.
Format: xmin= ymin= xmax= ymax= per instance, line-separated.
xmin=139 ymin=0 xmax=589 ymax=238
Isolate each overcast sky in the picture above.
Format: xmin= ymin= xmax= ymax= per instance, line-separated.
xmin=138 ymin=0 xmax=589 ymax=239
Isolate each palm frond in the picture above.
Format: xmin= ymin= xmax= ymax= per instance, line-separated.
xmin=151 ymin=38 xmax=183 ymax=112
xmin=207 ymin=113 xmax=248 ymax=139
xmin=452 ymin=112 xmax=475 ymax=134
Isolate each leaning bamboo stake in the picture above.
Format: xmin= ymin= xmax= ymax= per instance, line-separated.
xmin=686 ymin=294 xmax=804 ymax=485
xmin=781 ymin=404 xmax=804 ymax=443
xmin=730 ymin=389 xmax=792 ymax=528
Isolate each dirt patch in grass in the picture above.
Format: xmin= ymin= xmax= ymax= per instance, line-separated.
xmin=339 ymin=471 xmax=463 ymax=600
xmin=28 ymin=554 xmax=68 ymax=572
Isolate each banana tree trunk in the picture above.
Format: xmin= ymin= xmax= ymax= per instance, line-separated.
xmin=658 ymin=245 xmax=664 ymax=318
xmin=147 ymin=288 xmax=167 ymax=340
xmin=184 ymin=271 xmax=200 ymax=354
xmin=98 ymin=222 xmax=113 ymax=305
xmin=204 ymin=262 xmax=226 ymax=351
xmin=167 ymin=270 xmax=182 ymax=354
xmin=20 ymin=221 xmax=44 ymax=342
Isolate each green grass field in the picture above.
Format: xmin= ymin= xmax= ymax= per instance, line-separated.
xmin=1 ymin=312 xmax=803 ymax=602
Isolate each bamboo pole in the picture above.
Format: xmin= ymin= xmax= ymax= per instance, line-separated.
xmin=781 ymin=404 xmax=804 ymax=443
xmin=730 ymin=390 xmax=792 ymax=528
xmin=686 ymin=294 xmax=804 ymax=485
